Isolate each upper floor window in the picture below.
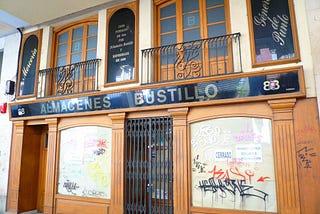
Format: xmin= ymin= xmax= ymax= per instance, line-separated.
xmin=17 ymin=30 xmax=42 ymax=98
xmin=247 ymin=0 xmax=300 ymax=67
xmin=105 ymin=2 xmax=138 ymax=86
xmin=153 ymin=0 xmax=232 ymax=82
xmin=156 ymin=0 xmax=229 ymax=46
xmin=44 ymin=16 xmax=99 ymax=96
xmin=54 ymin=19 xmax=98 ymax=67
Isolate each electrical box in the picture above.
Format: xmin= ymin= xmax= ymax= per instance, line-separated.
xmin=5 ymin=80 xmax=15 ymax=95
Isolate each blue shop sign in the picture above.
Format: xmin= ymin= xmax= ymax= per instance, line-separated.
xmin=11 ymin=70 xmax=301 ymax=118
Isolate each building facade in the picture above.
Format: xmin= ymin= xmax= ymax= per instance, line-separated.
xmin=1 ymin=0 xmax=319 ymax=213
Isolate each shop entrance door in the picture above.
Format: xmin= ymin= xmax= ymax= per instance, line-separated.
xmin=124 ymin=117 xmax=174 ymax=214
xmin=18 ymin=125 xmax=48 ymax=213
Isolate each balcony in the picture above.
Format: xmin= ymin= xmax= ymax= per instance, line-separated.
xmin=38 ymin=59 xmax=100 ymax=98
xmin=37 ymin=33 xmax=242 ymax=99
xmin=141 ymin=33 xmax=242 ymax=84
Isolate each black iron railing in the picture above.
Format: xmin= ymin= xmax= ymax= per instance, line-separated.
xmin=38 ymin=59 xmax=100 ymax=98
xmin=141 ymin=33 xmax=242 ymax=84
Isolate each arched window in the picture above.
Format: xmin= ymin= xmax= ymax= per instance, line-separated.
xmin=54 ymin=19 xmax=98 ymax=67
xmin=17 ymin=30 xmax=42 ymax=97
xmin=105 ymin=2 xmax=138 ymax=86
xmin=48 ymin=16 xmax=99 ymax=95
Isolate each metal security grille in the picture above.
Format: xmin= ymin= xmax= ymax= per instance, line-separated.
xmin=125 ymin=117 xmax=174 ymax=214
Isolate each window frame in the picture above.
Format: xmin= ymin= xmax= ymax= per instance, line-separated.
xmin=153 ymin=0 xmax=232 ymax=82
xmin=52 ymin=16 xmax=98 ymax=67
xmin=51 ymin=16 xmax=98 ymax=94
xmin=154 ymin=0 xmax=231 ymax=46
xmin=57 ymin=125 xmax=112 ymax=199
xmin=104 ymin=2 xmax=139 ymax=87
xmin=189 ymin=117 xmax=277 ymax=212
xmin=246 ymin=0 xmax=300 ymax=67
xmin=16 ymin=30 xmax=42 ymax=99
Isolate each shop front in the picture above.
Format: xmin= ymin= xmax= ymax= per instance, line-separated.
xmin=6 ymin=66 xmax=319 ymax=214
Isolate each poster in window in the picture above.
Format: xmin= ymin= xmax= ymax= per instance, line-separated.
xmin=107 ymin=8 xmax=135 ymax=83
xmin=19 ymin=35 xmax=39 ymax=96
xmin=190 ymin=117 xmax=277 ymax=212
xmin=249 ymin=0 xmax=298 ymax=64
xmin=58 ymin=126 xmax=112 ymax=199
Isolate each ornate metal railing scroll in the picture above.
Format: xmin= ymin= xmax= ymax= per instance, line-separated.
xmin=38 ymin=59 xmax=100 ymax=98
xmin=141 ymin=33 xmax=242 ymax=84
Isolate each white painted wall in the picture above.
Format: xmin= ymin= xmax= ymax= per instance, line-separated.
xmin=305 ymin=0 xmax=320 ymax=117
xmin=0 ymin=32 xmax=20 ymax=213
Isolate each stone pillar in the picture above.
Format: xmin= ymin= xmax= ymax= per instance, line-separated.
xmin=268 ymin=99 xmax=300 ymax=214
xmin=109 ymin=113 xmax=126 ymax=214
xmin=168 ymin=107 xmax=189 ymax=214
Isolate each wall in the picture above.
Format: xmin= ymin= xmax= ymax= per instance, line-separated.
xmin=0 ymin=32 xmax=20 ymax=213
xmin=305 ymin=0 xmax=320 ymax=116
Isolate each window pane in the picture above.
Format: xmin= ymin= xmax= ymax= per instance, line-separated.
xmin=58 ymin=32 xmax=68 ymax=43
xmin=209 ymin=40 xmax=228 ymax=57
xmin=183 ymin=13 xmax=200 ymax=29
xmin=88 ymin=24 xmax=98 ymax=36
xmin=161 ymin=33 xmax=177 ymax=46
xmin=87 ymin=36 xmax=97 ymax=49
xmin=58 ymin=126 xmax=112 ymax=199
xmin=190 ymin=117 xmax=277 ymax=212
xmin=72 ymin=40 xmax=83 ymax=53
xmin=206 ymin=0 xmax=224 ymax=7
xmin=160 ymin=3 xmax=176 ymax=18
xmin=107 ymin=8 xmax=135 ymax=83
xmin=58 ymin=44 xmax=67 ymax=57
xmin=207 ymin=7 xmax=225 ymax=23
xmin=250 ymin=0 xmax=296 ymax=63
xmin=208 ymin=23 xmax=226 ymax=37
xmin=71 ymin=53 xmax=82 ymax=63
xmin=161 ymin=49 xmax=176 ymax=65
xmin=86 ymin=50 xmax=96 ymax=60
xmin=161 ymin=18 xmax=176 ymax=33
xmin=183 ymin=0 xmax=199 ymax=12
xmin=184 ymin=28 xmax=201 ymax=42
xmin=73 ymin=27 xmax=84 ymax=39
xmin=57 ymin=56 xmax=66 ymax=66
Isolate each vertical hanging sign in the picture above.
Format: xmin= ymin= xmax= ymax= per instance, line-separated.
xmin=19 ymin=34 xmax=39 ymax=96
xmin=107 ymin=8 xmax=135 ymax=83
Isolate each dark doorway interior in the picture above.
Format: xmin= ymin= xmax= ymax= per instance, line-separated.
xmin=18 ymin=125 xmax=48 ymax=213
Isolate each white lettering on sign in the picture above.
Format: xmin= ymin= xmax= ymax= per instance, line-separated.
xmin=253 ymin=0 xmax=290 ymax=46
